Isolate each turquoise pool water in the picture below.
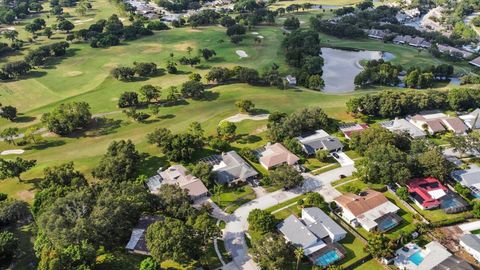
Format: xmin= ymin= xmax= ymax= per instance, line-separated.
xmin=408 ymin=251 xmax=424 ymax=265
xmin=315 ymin=250 xmax=341 ymax=267
xmin=378 ymin=217 xmax=399 ymax=231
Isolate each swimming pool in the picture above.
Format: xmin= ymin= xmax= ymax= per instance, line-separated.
xmin=408 ymin=251 xmax=424 ymax=265
xmin=378 ymin=217 xmax=399 ymax=231
xmin=315 ymin=250 xmax=341 ymax=267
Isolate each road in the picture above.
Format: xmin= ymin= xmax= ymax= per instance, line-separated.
xmin=221 ymin=165 xmax=356 ymax=270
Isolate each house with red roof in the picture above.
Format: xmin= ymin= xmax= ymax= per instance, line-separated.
xmin=407 ymin=177 xmax=448 ymax=210
xmin=339 ymin=123 xmax=369 ymax=140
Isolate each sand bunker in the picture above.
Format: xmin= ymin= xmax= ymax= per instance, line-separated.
xmin=223 ymin=113 xmax=269 ymax=123
xmin=251 ymin=32 xmax=259 ymax=35
xmin=236 ymin=50 xmax=248 ymax=58
xmin=1 ymin=149 xmax=25 ymax=155
xmin=65 ymin=71 xmax=83 ymax=77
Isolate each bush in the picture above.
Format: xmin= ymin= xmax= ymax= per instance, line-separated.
xmin=41 ymin=102 xmax=91 ymax=135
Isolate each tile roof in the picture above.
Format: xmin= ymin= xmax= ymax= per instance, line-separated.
xmin=147 ymin=165 xmax=208 ymax=198
xmin=334 ymin=190 xmax=389 ymax=217
xmin=442 ymin=117 xmax=469 ymax=133
xmin=259 ymin=143 xmax=300 ymax=169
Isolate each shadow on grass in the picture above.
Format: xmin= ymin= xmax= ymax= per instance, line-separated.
xmin=24 ymin=140 xmax=66 ymax=150
xmin=83 ymin=118 xmax=124 ymax=137
xmin=250 ymin=108 xmax=270 ymax=115
xmin=139 ymin=155 xmax=169 ymax=176
xmin=198 ymin=91 xmax=219 ymax=101
xmin=159 ymin=114 xmax=176 ymax=119
xmin=236 ymin=134 xmax=262 ymax=144
xmin=14 ymin=115 xmax=36 ymax=123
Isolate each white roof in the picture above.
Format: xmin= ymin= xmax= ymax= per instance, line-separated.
xmin=459 ymin=221 xmax=480 ymax=233
xmin=125 ymin=229 xmax=144 ymax=250
xmin=427 ymin=189 xmax=446 ymax=200
xmin=356 ymin=201 xmax=399 ymax=231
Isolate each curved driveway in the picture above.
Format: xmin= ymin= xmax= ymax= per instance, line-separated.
xmin=222 ymin=165 xmax=356 ymax=270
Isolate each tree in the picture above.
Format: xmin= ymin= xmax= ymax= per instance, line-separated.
xmin=118 ymin=91 xmax=139 ymax=108
xmin=146 ymin=128 xmax=173 ymax=148
xmin=189 ymin=73 xmax=202 ymax=82
xmin=283 ymin=17 xmax=300 ymax=30
xmin=226 ymin=24 xmax=246 ymax=36
xmin=41 ymin=102 xmax=92 ymax=135
xmin=111 ymin=66 xmax=136 ymax=81
xmin=417 ymin=148 xmax=452 ymax=181
xmin=0 ymin=231 xmax=18 ymax=264
xmin=230 ymin=35 xmax=244 ymax=44
xmin=303 ymin=192 xmax=328 ymax=210
xmin=58 ymin=19 xmax=75 ymax=33
xmin=188 ymin=121 xmax=204 ymax=139
xmin=252 ymin=233 xmax=293 ymax=269
xmin=294 ymin=247 xmax=304 ymax=270
xmin=473 ymin=201 xmax=480 ymax=218
xmin=139 ymin=257 xmax=159 ymax=270
xmin=235 ymin=99 xmax=255 ymax=114
xmin=355 ymin=144 xmax=411 ymax=185
xmin=247 ymin=209 xmax=277 ymax=234
xmin=396 ymin=187 xmax=409 ymax=201
xmin=315 ymin=149 xmax=329 ymax=162
xmin=217 ymin=121 xmax=237 ymax=140
xmin=205 ymin=67 xmax=233 ymax=83
xmin=181 ymin=80 xmax=205 ymax=99
xmin=199 ymin=48 xmax=216 ymax=61
xmin=365 ymin=233 xmax=395 ymax=259
xmin=191 ymin=162 xmax=214 ymax=188
xmin=0 ymin=158 xmax=36 ymax=182
xmin=146 ymin=218 xmax=201 ymax=264
xmin=189 ymin=212 xmax=221 ymax=248
xmin=2 ymin=30 xmax=18 ymax=43
xmin=134 ymin=62 xmax=157 ymax=77
xmin=0 ymin=128 xmax=19 ymax=145
xmin=43 ymin=27 xmax=53 ymax=39
xmin=269 ymin=164 xmax=303 ymax=189
xmin=0 ymin=199 xmax=30 ymax=226
xmin=139 ymin=85 xmax=161 ymax=103
xmin=41 ymin=162 xmax=87 ymax=190
xmin=92 ymin=140 xmax=143 ymax=182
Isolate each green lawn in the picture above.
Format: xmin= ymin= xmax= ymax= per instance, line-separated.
xmin=335 ymin=179 xmax=385 ymax=194
xmin=354 ymin=259 xmax=386 ymax=270
xmin=265 ymin=194 xmax=307 ymax=213
xmin=409 ymin=201 xmax=470 ymax=223
xmin=215 ymin=185 xmax=256 ymax=213
xmin=338 ymin=232 xmax=370 ymax=269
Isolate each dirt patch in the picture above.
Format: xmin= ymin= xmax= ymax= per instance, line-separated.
xmin=142 ymin=44 xmax=163 ymax=53
xmin=41 ymin=132 xmax=58 ymax=138
xmin=16 ymin=190 xmax=34 ymax=201
xmin=174 ymin=42 xmax=196 ymax=51
xmin=253 ymin=126 xmax=268 ymax=134
xmin=103 ymin=62 xmax=119 ymax=68
xmin=187 ymin=28 xmax=202 ymax=32
xmin=64 ymin=71 xmax=83 ymax=77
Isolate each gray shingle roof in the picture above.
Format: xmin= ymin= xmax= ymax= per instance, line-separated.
xmin=460 ymin=234 xmax=480 ymax=251
xmin=303 ymin=207 xmax=346 ymax=239
xmin=277 ymin=215 xmax=319 ymax=247
xmin=213 ymin=151 xmax=258 ymax=184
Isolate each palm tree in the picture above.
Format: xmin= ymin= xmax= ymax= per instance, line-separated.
xmin=294 ymin=247 xmax=304 ymax=270
xmin=3 ymin=30 xmax=18 ymax=43
xmin=213 ymin=184 xmax=224 ymax=205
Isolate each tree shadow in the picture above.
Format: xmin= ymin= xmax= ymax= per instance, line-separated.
xmin=140 ymin=118 xmax=160 ymax=124
xmin=83 ymin=118 xmax=123 ymax=137
xmin=208 ymin=56 xmax=225 ymax=63
xmin=236 ymin=134 xmax=262 ymax=144
xmin=139 ymin=155 xmax=169 ymax=176
xmin=27 ymin=70 xmax=47 ymax=78
xmin=175 ymin=70 xmax=192 ymax=75
xmin=24 ymin=140 xmax=66 ymax=150
xmin=195 ymin=64 xmax=211 ymax=70
xmin=14 ymin=115 xmax=36 ymax=123
xmin=250 ymin=108 xmax=270 ymax=115
xmin=159 ymin=114 xmax=176 ymax=119
xmin=161 ymin=100 xmax=189 ymax=107
xmin=198 ymin=91 xmax=219 ymax=101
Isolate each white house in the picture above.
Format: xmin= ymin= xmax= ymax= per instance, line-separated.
xmin=460 ymin=234 xmax=480 ymax=263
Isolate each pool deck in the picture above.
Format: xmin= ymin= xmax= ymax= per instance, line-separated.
xmin=394 ymin=241 xmax=452 ymax=270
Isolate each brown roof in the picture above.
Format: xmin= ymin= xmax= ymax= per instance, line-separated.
xmin=259 ymin=143 xmax=300 ymax=169
xmin=334 ymin=190 xmax=389 ymax=217
xmin=159 ymin=165 xmax=208 ymax=198
xmin=425 ymin=119 xmax=446 ymax=132
xmin=442 ymin=117 xmax=468 ymax=133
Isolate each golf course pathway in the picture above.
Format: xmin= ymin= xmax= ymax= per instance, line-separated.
xmin=222 ymin=165 xmax=356 ymax=270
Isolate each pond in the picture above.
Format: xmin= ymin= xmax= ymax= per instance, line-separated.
xmin=321 ymin=48 xmax=391 ymax=92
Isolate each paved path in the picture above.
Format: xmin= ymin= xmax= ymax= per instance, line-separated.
xmin=222 ymin=165 xmax=356 ymax=270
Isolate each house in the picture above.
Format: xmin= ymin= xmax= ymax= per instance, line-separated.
xmin=277 ymin=207 xmax=347 ymax=266
xmin=210 ymin=151 xmax=258 ymax=185
xmin=296 ymin=130 xmax=343 ymax=156
xmin=259 ymin=143 xmax=300 ymax=170
xmin=452 ymin=165 xmax=480 ymax=198
xmin=469 ymin=56 xmax=480 ymax=68
xmin=407 ymin=177 xmax=447 ymax=210
xmin=285 ymin=75 xmax=297 ymax=86
xmin=126 ymin=216 xmax=163 ymax=255
xmin=334 ymin=190 xmax=401 ymax=232
xmin=380 ymin=119 xmax=426 ymax=139
xmin=393 ymin=35 xmax=431 ymax=48
xmin=437 ymin=44 xmax=473 ymax=59
xmin=367 ymin=29 xmax=390 ymax=40
xmin=394 ymin=241 xmax=474 ymax=270
xmin=441 ymin=117 xmax=469 ymax=134
xmin=409 ymin=111 xmax=469 ymax=134
xmin=460 ymin=234 xmax=480 ymax=263
xmin=460 ymin=108 xmax=480 ymax=129
xmin=339 ymin=123 xmax=369 ymax=140
xmin=146 ymin=165 xmax=208 ymax=200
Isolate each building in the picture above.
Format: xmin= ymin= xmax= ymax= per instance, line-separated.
xmin=460 ymin=108 xmax=480 ymax=129
xmin=258 ymin=143 xmax=300 ymax=170
xmin=380 ymin=118 xmax=426 ymax=139
xmin=210 ymin=151 xmax=258 ymax=185
xmin=407 ymin=177 xmax=448 ymax=210
xmin=409 ymin=112 xmax=447 ymax=134
xmin=437 ymin=44 xmax=473 ymax=59
xmin=452 ymin=165 xmax=480 ymax=198
xmin=334 ymin=190 xmax=401 ymax=232
xmin=469 ymin=56 xmax=480 ymax=68
xmin=339 ymin=123 xmax=369 ymax=140
xmin=442 ymin=117 xmax=469 ymax=134
xmin=277 ymin=207 xmax=347 ymax=267
xmin=296 ymin=130 xmax=343 ymax=156
xmin=394 ymin=241 xmax=474 ymax=270
xmin=285 ymin=75 xmax=297 ymax=86
xmin=393 ymin=35 xmax=431 ymax=48
xmin=126 ymin=216 xmax=163 ymax=255
xmin=146 ymin=165 xmax=208 ymax=200
xmin=367 ymin=29 xmax=391 ymax=40
xmin=460 ymin=234 xmax=480 ymax=263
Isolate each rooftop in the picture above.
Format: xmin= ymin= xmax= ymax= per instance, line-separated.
xmin=380 ymin=119 xmax=425 ymax=138
xmin=297 ymin=129 xmax=343 ymax=154
xmin=212 ymin=151 xmax=258 ymax=184
xmin=146 ymin=165 xmax=208 ymax=198
xmin=334 ymin=190 xmax=390 ymax=217
xmin=407 ymin=177 xmax=447 ymax=208
xmin=125 ymin=216 xmax=163 ymax=254
xmin=259 ymin=143 xmax=300 ymax=169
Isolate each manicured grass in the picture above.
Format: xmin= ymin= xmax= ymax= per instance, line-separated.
xmin=354 ymin=259 xmax=386 ymax=270
xmin=409 ymin=202 xmax=470 ymax=223
xmin=335 ymin=179 xmax=385 ymax=194
xmin=312 ymin=163 xmax=341 ymax=175
xmin=271 ymin=204 xmax=303 ymax=220
xmin=303 ymin=157 xmax=337 ymax=171
xmin=471 ymin=229 xmax=480 ymax=234
xmin=338 ymin=232 xmax=370 ymax=269
xmin=215 ymin=185 xmax=256 ymax=213
xmin=331 ymin=175 xmax=356 ymax=186
xmin=265 ymin=194 xmax=307 ymax=213
xmin=270 ymin=0 xmax=361 ymax=9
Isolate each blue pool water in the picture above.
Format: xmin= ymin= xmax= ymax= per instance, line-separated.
xmin=441 ymin=197 xmax=461 ymax=209
xmin=378 ymin=218 xmax=399 ymax=231
xmin=408 ymin=251 xmax=424 ymax=265
xmin=315 ymin=250 xmax=341 ymax=267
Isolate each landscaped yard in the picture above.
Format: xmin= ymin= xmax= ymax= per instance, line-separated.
xmin=338 ymin=232 xmax=370 ymax=269
xmin=215 ymin=185 xmax=256 ymax=213
xmin=409 ymin=201 xmax=471 ymax=223
xmin=354 ymin=259 xmax=386 ymax=270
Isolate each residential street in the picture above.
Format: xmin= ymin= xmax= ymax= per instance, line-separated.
xmin=222 ymin=165 xmax=356 ymax=270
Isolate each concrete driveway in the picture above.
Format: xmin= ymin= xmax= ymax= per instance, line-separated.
xmin=222 ymin=165 xmax=356 ymax=270
xmin=332 ymin=151 xmax=354 ymax=167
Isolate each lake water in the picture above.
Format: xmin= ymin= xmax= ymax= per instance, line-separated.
xmin=321 ymin=48 xmax=387 ymax=92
